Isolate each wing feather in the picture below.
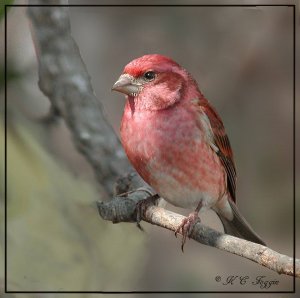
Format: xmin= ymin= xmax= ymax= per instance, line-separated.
xmin=193 ymin=98 xmax=237 ymax=202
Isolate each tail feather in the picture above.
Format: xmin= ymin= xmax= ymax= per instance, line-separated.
xmin=218 ymin=199 xmax=266 ymax=246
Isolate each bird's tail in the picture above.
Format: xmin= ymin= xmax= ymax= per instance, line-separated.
xmin=218 ymin=199 xmax=266 ymax=246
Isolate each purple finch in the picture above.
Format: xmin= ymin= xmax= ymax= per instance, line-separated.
xmin=112 ymin=54 xmax=265 ymax=249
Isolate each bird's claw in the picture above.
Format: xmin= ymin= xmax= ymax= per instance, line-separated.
xmin=175 ymin=211 xmax=201 ymax=252
xmin=135 ymin=194 xmax=160 ymax=231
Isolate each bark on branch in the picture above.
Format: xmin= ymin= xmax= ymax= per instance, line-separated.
xmin=28 ymin=0 xmax=130 ymax=195
xmin=98 ymin=172 xmax=299 ymax=278
xmin=27 ymin=0 xmax=299 ymax=280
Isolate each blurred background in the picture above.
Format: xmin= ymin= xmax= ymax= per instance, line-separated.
xmin=1 ymin=0 xmax=299 ymax=297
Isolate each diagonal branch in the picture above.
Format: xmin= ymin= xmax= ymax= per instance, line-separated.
xmin=98 ymin=172 xmax=299 ymax=278
xmin=28 ymin=0 xmax=130 ymax=195
xmin=27 ymin=0 xmax=299 ymax=280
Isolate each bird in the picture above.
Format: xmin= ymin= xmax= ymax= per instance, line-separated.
xmin=112 ymin=54 xmax=265 ymax=250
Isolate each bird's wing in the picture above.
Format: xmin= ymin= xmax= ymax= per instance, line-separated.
xmin=192 ymin=98 xmax=237 ymax=202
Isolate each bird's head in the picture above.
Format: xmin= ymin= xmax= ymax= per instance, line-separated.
xmin=112 ymin=54 xmax=200 ymax=111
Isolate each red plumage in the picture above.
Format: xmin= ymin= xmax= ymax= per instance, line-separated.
xmin=113 ymin=54 xmax=265 ymax=247
xmin=196 ymin=99 xmax=237 ymax=202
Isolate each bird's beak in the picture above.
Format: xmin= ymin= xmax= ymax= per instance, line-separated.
xmin=112 ymin=74 xmax=139 ymax=96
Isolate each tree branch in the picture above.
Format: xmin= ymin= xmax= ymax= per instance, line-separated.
xmin=28 ymin=0 xmax=130 ymax=195
xmin=98 ymin=173 xmax=299 ymax=278
xmin=27 ymin=1 xmax=299 ymax=280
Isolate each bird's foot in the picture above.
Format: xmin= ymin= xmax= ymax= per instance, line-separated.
xmin=175 ymin=211 xmax=201 ymax=252
xmin=136 ymin=194 xmax=160 ymax=231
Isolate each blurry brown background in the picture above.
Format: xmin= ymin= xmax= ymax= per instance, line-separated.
xmin=1 ymin=0 xmax=299 ymax=296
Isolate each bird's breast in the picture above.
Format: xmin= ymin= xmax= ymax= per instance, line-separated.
xmin=120 ymin=102 xmax=225 ymax=208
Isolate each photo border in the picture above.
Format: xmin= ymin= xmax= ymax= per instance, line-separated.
xmin=4 ymin=2 xmax=296 ymax=294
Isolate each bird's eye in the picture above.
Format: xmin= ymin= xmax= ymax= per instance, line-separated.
xmin=143 ymin=71 xmax=156 ymax=81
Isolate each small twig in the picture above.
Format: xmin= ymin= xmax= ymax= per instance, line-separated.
xmin=97 ymin=174 xmax=299 ymax=278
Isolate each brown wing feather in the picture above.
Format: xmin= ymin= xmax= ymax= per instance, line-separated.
xmin=193 ymin=98 xmax=237 ymax=202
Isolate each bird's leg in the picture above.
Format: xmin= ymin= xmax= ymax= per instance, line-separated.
xmin=175 ymin=200 xmax=203 ymax=252
xmin=135 ymin=194 xmax=160 ymax=231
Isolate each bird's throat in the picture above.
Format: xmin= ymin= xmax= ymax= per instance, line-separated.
xmin=127 ymin=96 xmax=136 ymax=115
